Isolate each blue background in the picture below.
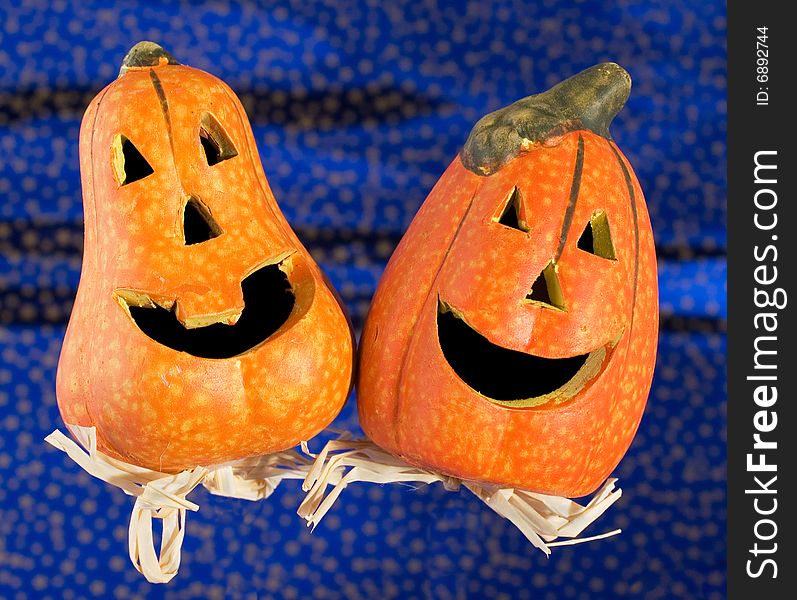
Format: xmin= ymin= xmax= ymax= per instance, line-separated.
xmin=0 ymin=1 xmax=726 ymax=598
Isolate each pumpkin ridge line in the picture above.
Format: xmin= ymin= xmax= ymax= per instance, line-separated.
xmin=574 ymin=140 xmax=641 ymax=493
xmin=607 ymin=142 xmax=640 ymax=327
xmin=555 ymin=134 xmax=585 ymax=262
xmin=393 ymin=179 xmax=480 ymax=455
xmin=82 ymin=83 xmax=112 ymax=441
xmin=148 ymin=69 xmax=177 ymax=173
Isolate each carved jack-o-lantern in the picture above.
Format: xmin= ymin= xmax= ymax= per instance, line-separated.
xmin=56 ymin=42 xmax=354 ymax=472
xmin=358 ymin=64 xmax=658 ymax=497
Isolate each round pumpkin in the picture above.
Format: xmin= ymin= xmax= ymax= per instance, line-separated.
xmin=357 ymin=63 xmax=658 ymax=497
xmin=56 ymin=42 xmax=354 ymax=473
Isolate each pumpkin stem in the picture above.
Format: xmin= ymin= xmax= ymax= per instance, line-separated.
xmin=119 ymin=41 xmax=180 ymax=77
xmin=461 ymin=63 xmax=632 ymax=175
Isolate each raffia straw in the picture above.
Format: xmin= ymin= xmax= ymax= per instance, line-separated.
xmin=45 ymin=425 xmax=314 ymax=584
xmin=297 ymin=438 xmax=622 ymax=555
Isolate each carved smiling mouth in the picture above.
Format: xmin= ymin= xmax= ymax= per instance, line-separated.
xmin=116 ymin=261 xmax=295 ymax=359
xmin=437 ymin=302 xmax=617 ymax=407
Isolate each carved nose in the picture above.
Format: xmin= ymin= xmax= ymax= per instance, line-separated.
xmin=526 ymin=261 xmax=565 ymax=311
xmin=182 ymin=195 xmax=222 ymax=245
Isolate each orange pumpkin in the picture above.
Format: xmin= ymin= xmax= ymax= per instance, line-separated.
xmin=357 ymin=64 xmax=658 ymax=497
xmin=56 ymin=42 xmax=354 ymax=473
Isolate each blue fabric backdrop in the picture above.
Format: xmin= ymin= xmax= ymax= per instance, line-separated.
xmin=0 ymin=1 xmax=726 ymax=598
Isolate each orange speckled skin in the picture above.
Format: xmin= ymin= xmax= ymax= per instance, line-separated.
xmin=358 ymin=131 xmax=657 ymax=497
xmin=56 ymin=61 xmax=354 ymax=472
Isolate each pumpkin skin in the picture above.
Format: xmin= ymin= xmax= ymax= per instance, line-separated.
xmin=56 ymin=42 xmax=354 ymax=473
xmin=357 ymin=64 xmax=657 ymax=497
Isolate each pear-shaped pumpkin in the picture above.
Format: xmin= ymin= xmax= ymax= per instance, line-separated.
xmin=357 ymin=64 xmax=658 ymax=497
xmin=56 ymin=42 xmax=354 ymax=473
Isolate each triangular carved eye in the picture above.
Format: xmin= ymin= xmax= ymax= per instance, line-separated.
xmin=200 ymin=112 xmax=238 ymax=166
xmin=577 ymin=211 xmax=617 ymax=260
xmin=497 ymin=187 xmax=529 ymax=232
xmin=526 ymin=261 xmax=565 ymax=310
xmin=111 ymin=135 xmax=154 ymax=185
